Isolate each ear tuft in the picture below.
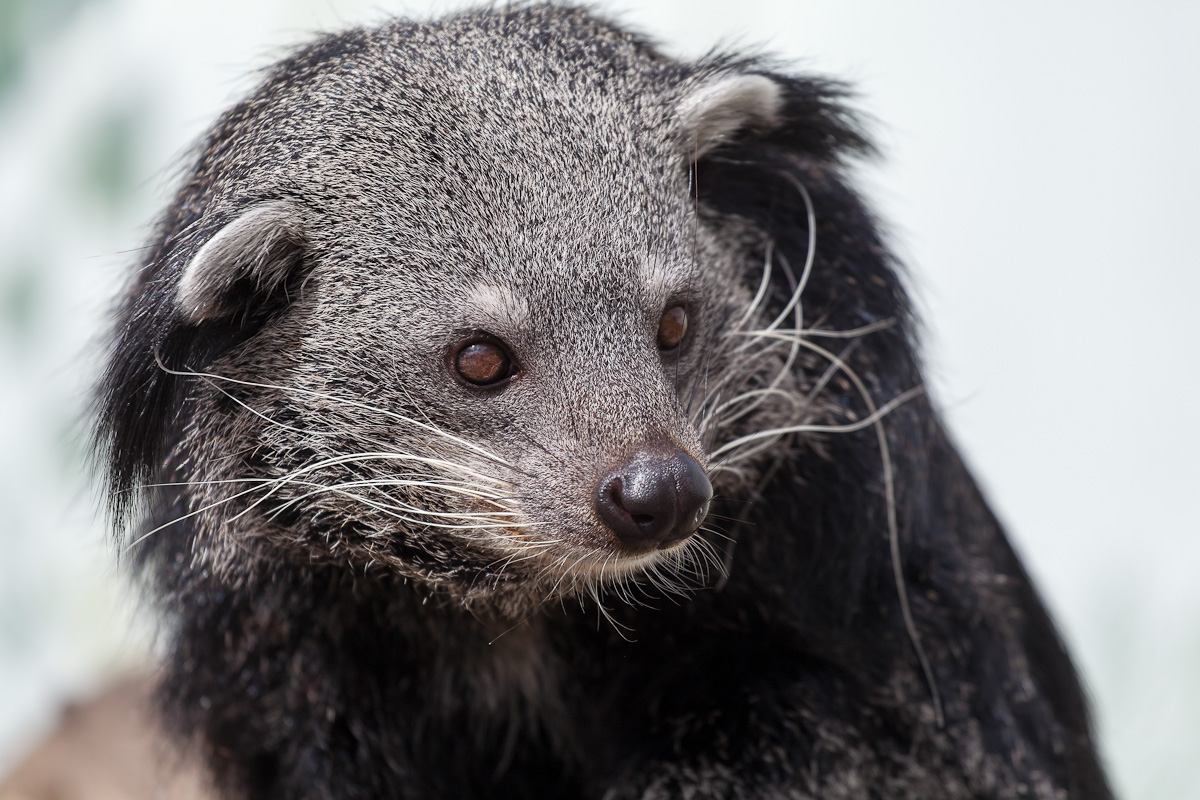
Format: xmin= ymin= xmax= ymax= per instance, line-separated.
xmin=177 ymin=201 xmax=306 ymax=323
xmin=678 ymin=74 xmax=785 ymax=158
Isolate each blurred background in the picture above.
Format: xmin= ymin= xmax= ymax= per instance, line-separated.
xmin=1 ymin=1 xmax=1196 ymax=797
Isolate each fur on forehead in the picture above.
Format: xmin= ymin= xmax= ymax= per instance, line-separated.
xmin=456 ymin=254 xmax=701 ymax=326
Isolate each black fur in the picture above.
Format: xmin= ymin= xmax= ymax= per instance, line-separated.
xmin=93 ymin=6 xmax=1113 ymax=799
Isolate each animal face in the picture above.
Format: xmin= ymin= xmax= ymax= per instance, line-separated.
xmin=98 ymin=10 xmax=862 ymax=613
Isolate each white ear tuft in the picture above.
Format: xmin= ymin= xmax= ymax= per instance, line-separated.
xmin=678 ymin=74 xmax=784 ymax=159
xmin=177 ymin=202 xmax=305 ymax=323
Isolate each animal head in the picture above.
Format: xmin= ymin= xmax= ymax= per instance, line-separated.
xmin=95 ymin=6 xmax=877 ymax=614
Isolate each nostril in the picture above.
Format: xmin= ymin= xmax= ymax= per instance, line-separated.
xmin=595 ymin=472 xmax=669 ymax=546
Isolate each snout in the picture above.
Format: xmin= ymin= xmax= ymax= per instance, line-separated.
xmin=595 ymin=448 xmax=713 ymax=551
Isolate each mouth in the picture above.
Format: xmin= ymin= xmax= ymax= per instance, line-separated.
xmin=655 ymin=532 xmax=696 ymax=551
xmin=468 ymin=483 xmax=714 ymax=596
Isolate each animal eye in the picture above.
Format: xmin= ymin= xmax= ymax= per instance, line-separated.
xmin=453 ymin=340 xmax=515 ymax=387
xmin=657 ymin=305 xmax=688 ymax=351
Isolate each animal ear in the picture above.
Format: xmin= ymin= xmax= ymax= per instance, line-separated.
xmin=176 ymin=201 xmax=307 ymax=324
xmin=93 ymin=200 xmax=308 ymax=529
xmin=678 ymin=73 xmax=785 ymax=159
xmin=677 ymin=69 xmax=869 ymax=165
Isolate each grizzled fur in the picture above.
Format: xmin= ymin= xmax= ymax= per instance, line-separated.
xmin=94 ymin=5 xmax=1114 ymax=799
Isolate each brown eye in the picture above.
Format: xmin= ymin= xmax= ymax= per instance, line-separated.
xmin=657 ymin=305 xmax=688 ymax=350
xmin=454 ymin=340 xmax=514 ymax=387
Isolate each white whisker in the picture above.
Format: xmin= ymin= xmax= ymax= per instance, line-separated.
xmin=154 ymin=358 xmax=511 ymax=467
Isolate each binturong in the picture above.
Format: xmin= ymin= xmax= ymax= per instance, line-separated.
xmin=92 ymin=5 xmax=1115 ymax=799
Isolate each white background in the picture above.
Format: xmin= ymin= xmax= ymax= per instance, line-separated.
xmin=0 ymin=2 xmax=1196 ymax=797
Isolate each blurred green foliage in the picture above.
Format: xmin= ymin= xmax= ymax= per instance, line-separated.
xmin=0 ymin=256 xmax=43 ymax=345
xmin=77 ymin=104 xmax=144 ymax=215
xmin=0 ymin=0 xmax=91 ymax=101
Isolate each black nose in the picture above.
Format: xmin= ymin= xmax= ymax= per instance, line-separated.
xmin=595 ymin=448 xmax=713 ymax=550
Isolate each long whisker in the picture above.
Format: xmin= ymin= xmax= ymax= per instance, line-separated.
xmin=708 ymin=385 xmax=922 ymax=462
xmin=271 ymin=485 xmax=534 ymax=532
xmin=125 ymin=446 xmax=517 ymax=553
xmin=737 ymin=331 xmax=945 ymax=726
xmin=154 ymin=358 xmax=517 ymax=472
